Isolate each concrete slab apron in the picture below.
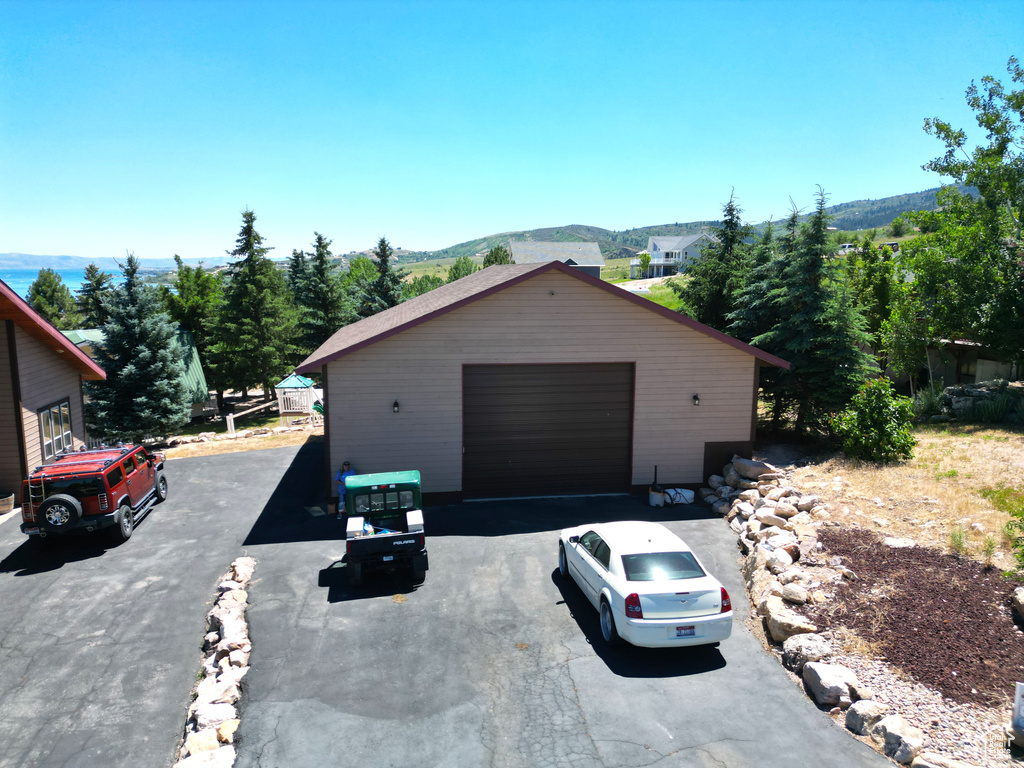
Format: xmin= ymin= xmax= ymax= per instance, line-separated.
xmin=236 ymin=502 xmax=887 ymax=768
xmin=0 ymin=446 xmax=298 ymax=768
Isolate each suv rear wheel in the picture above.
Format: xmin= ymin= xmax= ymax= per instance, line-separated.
xmin=38 ymin=494 xmax=82 ymax=532
xmin=112 ymin=504 xmax=133 ymax=543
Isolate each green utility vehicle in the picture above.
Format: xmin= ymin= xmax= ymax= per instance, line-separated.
xmin=344 ymin=470 xmax=428 ymax=586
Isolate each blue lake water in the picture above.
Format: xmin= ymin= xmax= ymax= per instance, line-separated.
xmin=0 ymin=268 xmax=124 ymax=299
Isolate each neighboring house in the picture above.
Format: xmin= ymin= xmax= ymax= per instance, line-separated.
xmin=296 ymin=261 xmax=788 ymax=504
xmin=0 ymin=279 xmax=106 ymax=497
xmin=632 ymin=232 xmax=719 ymax=278
xmin=510 ymin=241 xmax=605 ymax=278
xmin=63 ymin=327 xmax=211 ymax=417
xmin=928 ymin=340 xmax=1014 ymax=387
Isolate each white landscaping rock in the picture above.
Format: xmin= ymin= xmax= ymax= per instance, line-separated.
xmin=782 ymin=583 xmax=808 ymax=605
xmin=779 ymin=567 xmax=807 ymax=585
xmin=767 ymin=549 xmax=793 ymax=574
xmin=781 ymin=632 xmax=832 ymax=673
xmin=871 ymin=715 xmax=925 ymax=764
xmin=731 ymin=455 xmax=779 ymax=480
xmin=764 ymin=596 xmax=817 ymax=642
xmin=1012 ymin=587 xmax=1024 ymax=621
xmin=193 ymin=702 xmax=238 ymax=731
xmin=884 ymin=537 xmax=916 ymax=549
xmin=736 ymin=489 xmax=760 ymax=503
xmin=796 ymin=495 xmax=819 ymax=512
xmin=708 ymin=474 xmax=725 ymax=490
xmin=231 ymin=557 xmax=256 ymax=584
xmin=755 ymin=510 xmax=788 ymax=529
xmin=183 ymin=729 xmax=220 ymax=756
xmin=764 ymin=531 xmax=798 ymax=549
xmin=910 ymin=752 xmax=976 ymax=768
xmin=845 ymin=700 xmax=888 ymax=735
xmin=802 ymin=662 xmax=858 ymax=706
xmin=174 ymin=746 xmax=236 ymax=768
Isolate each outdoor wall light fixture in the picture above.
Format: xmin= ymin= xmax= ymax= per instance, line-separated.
xmin=692 ymin=394 xmax=700 ymax=406
xmin=393 ymin=400 xmax=400 ymax=413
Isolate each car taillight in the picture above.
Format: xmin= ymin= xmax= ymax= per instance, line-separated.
xmin=721 ymin=587 xmax=732 ymax=613
xmin=98 ymin=494 xmax=108 ymax=511
xmin=625 ymin=593 xmax=643 ymax=619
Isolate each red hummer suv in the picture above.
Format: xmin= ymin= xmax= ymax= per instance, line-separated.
xmin=20 ymin=445 xmax=168 ymax=545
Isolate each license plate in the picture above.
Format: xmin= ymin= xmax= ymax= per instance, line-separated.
xmin=382 ymin=555 xmax=394 ymax=562
xmin=676 ymin=626 xmax=695 ymax=637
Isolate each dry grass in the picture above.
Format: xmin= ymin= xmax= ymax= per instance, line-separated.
xmin=164 ymin=429 xmax=323 ymax=460
xmin=785 ymin=424 xmax=1024 ymax=569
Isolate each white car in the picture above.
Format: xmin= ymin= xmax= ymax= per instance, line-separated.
xmin=558 ymin=520 xmax=733 ymax=648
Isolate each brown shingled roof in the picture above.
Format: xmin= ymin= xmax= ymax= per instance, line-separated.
xmin=295 ymin=261 xmax=789 ymax=373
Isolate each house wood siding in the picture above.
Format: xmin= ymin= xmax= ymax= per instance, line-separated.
xmin=15 ymin=326 xmax=87 ymax=470
xmin=0 ymin=322 xmax=21 ymax=493
xmin=324 ymin=270 xmax=755 ymax=494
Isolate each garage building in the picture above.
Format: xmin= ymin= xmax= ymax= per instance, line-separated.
xmin=296 ymin=261 xmax=788 ymax=504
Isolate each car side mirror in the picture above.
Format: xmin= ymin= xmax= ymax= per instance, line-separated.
xmin=568 ymin=536 xmax=579 ymax=544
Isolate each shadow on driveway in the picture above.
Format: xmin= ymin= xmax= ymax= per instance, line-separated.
xmin=550 ymin=566 xmax=727 ymax=679
xmin=317 ymin=559 xmax=425 ymax=603
xmin=428 ymin=495 xmax=717 ymax=537
xmin=0 ymin=535 xmax=116 ymax=576
xmin=243 ymin=442 xmax=717 ymax=546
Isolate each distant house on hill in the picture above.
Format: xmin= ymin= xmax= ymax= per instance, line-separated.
xmin=511 ymin=241 xmax=604 ymax=279
xmin=0 ymin=278 xmax=105 ymax=493
xmin=632 ymin=232 xmax=719 ymax=278
xmin=62 ymin=328 xmax=211 ymax=417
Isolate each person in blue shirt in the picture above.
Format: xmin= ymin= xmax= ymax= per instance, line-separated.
xmin=335 ymin=461 xmax=356 ymax=511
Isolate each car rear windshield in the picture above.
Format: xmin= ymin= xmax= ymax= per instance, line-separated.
xmin=33 ymin=477 xmax=104 ymax=498
xmin=621 ymin=552 xmax=706 ymax=581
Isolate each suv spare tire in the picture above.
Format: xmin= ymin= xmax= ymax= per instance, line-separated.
xmin=38 ymin=494 xmax=82 ymax=532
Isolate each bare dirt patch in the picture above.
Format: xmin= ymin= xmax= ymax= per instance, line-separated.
xmin=765 ymin=424 xmax=1024 ymax=569
xmin=164 ymin=429 xmax=322 ymax=460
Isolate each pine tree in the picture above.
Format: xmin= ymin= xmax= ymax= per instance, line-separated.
xmin=213 ymin=210 xmax=299 ymax=397
xmin=482 ymin=244 xmax=513 ymax=267
xmin=76 ymin=263 xmax=115 ymax=327
xmin=359 ymin=237 xmax=406 ymax=318
xmin=27 ymin=268 xmax=82 ymax=329
xmin=287 ymin=249 xmax=312 ymax=306
xmin=752 ymin=190 xmax=876 ymax=434
xmin=298 ymin=232 xmax=351 ymax=353
xmin=85 ymin=255 xmax=190 ymax=442
xmin=159 ymin=255 xmax=224 ymax=406
xmin=671 ymin=193 xmax=752 ymax=331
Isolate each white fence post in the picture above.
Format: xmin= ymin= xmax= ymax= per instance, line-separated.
xmin=226 ymin=413 xmax=235 ymax=437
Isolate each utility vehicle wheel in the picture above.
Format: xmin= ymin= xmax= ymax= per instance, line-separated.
xmin=112 ymin=505 xmax=133 ymax=543
xmin=38 ymin=494 xmax=82 ymax=532
xmin=412 ymin=567 xmax=426 ymax=585
xmin=348 ymin=562 xmax=363 ymax=587
xmin=154 ymin=472 xmax=168 ymax=502
xmin=600 ymin=599 xmax=623 ymax=646
xmin=558 ymin=544 xmax=568 ymax=578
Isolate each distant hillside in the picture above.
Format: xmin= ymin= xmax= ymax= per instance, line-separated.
xmin=0 ymin=253 xmax=218 ymax=273
xmin=396 ymin=185 xmax=965 ymax=265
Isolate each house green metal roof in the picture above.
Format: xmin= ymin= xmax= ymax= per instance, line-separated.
xmin=62 ymin=327 xmax=210 ymax=406
xmin=276 ymin=372 xmax=314 ymax=389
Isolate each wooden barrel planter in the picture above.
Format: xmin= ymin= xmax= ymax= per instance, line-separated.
xmin=0 ymin=493 xmax=14 ymax=515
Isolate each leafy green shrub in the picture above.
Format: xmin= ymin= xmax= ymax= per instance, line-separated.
xmin=912 ymin=384 xmax=944 ymax=420
xmin=986 ymin=486 xmax=1024 ymax=570
xmin=832 ymin=378 xmax=917 ymax=462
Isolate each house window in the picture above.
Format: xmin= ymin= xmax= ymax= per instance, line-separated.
xmin=39 ymin=400 xmax=73 ymax=462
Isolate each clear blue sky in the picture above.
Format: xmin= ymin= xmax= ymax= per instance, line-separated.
xmin=1 ymin=1 xmax=1021 ymax=261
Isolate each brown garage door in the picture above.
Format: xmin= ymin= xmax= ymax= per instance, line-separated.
xmin=462 ymin=363 xmax=634 ymax=498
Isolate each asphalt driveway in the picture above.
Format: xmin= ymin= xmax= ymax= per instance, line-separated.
xmin=0 ymin=443 xmax=323 ymax=768
xmin=0 ymin=442 xmax=888 ymax=768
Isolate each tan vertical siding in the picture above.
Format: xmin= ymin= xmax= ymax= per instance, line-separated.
xmin=15 ymin=327 xmax=87 ymax=469
xmin=0 ymin=322 xmax=22 ymax=493
xmin=326 ymin=271 xmax=755 ymax=494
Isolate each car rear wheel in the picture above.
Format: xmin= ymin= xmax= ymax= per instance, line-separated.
xmin=154 ymin=472 xmax=168 ymax=502
xmin=600 ymin=599 xmax=623 ymax=646
xmin=112 ymin=505 xmax=133 ymax=543
xmin=412 ymin=566 xmax=426 ymax=585
xmin=38 ymin=494 xmax=82 ymax=532
xmin=558 ymin=544 xmax=568 ymax=577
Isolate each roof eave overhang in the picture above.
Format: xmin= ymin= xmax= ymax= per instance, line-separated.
xmin=296 ymin=261 xmax=790 ymax=372
xmin=0 ymin=281 xmax=107 ymax=380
